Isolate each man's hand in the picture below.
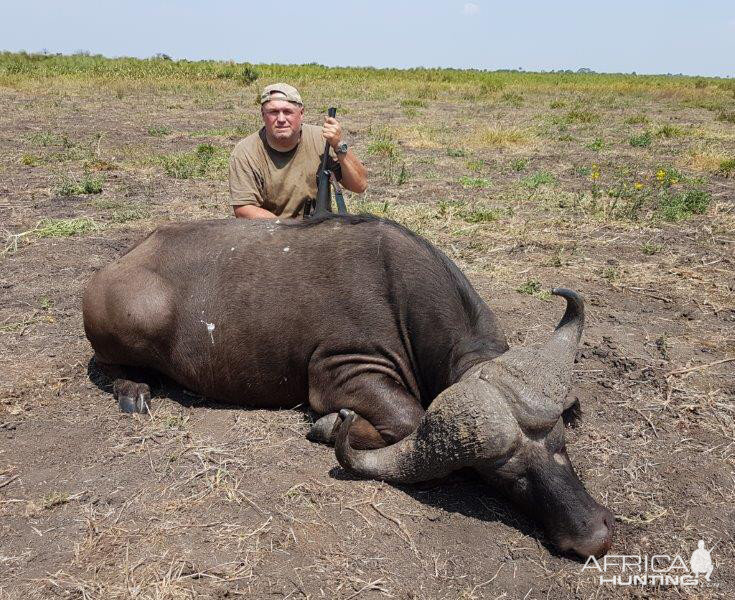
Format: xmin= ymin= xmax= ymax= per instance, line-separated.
xmin=322 ymin=116 xmax=342 ymax=149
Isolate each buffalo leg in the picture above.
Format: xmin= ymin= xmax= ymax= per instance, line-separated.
xmin=307 ymin=412 xmax=388 ymax=449
xmin=95 ymin=357 xmax=151 ymax=414
xmin=308 ymin=373 xmax=425 ymax=450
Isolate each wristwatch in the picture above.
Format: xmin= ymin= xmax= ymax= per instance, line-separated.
xmin=335 ymin=141 xmax=348 ymax=155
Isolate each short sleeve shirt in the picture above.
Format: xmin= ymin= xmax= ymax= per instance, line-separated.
xmin=229 ymin=124 xmax=341 ymax=217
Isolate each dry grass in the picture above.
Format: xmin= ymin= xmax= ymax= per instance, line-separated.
xmin=468 ymin=124 xmax=536 ymax=149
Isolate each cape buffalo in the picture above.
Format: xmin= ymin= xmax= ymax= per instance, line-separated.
xmin=83 ymin=214 xmax=614 ymax=558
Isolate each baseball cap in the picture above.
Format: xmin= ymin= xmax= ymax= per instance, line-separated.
xmin=260 ymin=83 xmax=303 ymax=106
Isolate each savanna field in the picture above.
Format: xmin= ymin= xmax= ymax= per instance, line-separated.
xmin=0 ymin=53 xmax=734 ymax=599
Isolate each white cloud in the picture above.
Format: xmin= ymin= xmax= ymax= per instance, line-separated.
xmin=462 ymin=3 xmax=480 ymax=16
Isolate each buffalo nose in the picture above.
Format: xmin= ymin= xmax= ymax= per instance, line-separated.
xmin=572 ymin=509 xmax=614 ymax=559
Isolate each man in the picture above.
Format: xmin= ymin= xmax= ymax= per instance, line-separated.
xmin=229 ymin=83 xmax=367 ymax=219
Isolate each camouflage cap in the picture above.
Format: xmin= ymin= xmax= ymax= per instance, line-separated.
xmin=260 ymin=83 xmax=303 ymax=106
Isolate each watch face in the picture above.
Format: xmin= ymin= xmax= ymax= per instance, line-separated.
xmin=337 ymin=142 xmax=348 ymax=154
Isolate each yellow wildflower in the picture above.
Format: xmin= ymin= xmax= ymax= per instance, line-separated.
xmin=656 ymin=169 xmax=666 ymax=181
xmin=634 ymin=182 xmax=644 ymax=190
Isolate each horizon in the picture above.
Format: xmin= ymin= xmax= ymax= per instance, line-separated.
xmin=2 ymin=1 xmax=733 ymax=78
xmin=3 ymin=49 xmax=729 ymax=80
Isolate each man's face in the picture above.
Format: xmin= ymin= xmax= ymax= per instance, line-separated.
xmin=261 ymin=98 xmax=304 ymax=142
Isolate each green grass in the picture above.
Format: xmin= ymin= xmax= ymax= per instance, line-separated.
xmin=161 ymin=143 xmax=229 ymax=179
xmin=658 ymin=189 xmax=710 ymax=221
xmin=465 ymin=159 xmax=484 ymax=172
xmin=641 ymin=242 xmax=662 ymax=255
xmin=27 ymin=131 xmax=71 ymax=147
xmin=20 ymin=154 xmax=39 ymax=166
xmin=517 ymin=279 xmax=551 ymax=300
xmin=400 ymin=98 xmax=427 ymax=108
xmin=462 ymin=208 xmax=500 ymax=223
xmin=511 ymin=157 xmax=528 ymax=172
xmin=147 ymin=125 xmax=171 ymax=136
xmin=35 ymin=217 xmax=97 ymax=237
xmin=0 ymin=51 xmax=720 ymax=105
xmin=446 ymin=148 xmax=467 ymax=157
xmin=458 ymin=176 xmax=490 ymax=189
xmin=56 ymin=174 xmax=103 ymax=196
xmin=586 ymin=137 xmax=604 ymax=151
xmin=716 ymin=111 xmax=735 ymax=124
xmin=366 ymin=139 xmax=398 ymax=158
xmin=624 ymin=114 xmax=649 ymax=125
xmin=521 ymin=170 xmax=556 ymax=189
xmin=629 ymin=131 xmax=652 ymax=147
xmin=109 ymin=207 xmax=150 ymax=223
xmin=656 ymin=124 xmax=685 ymax=138
xmin=717 ymin=158 xmax=735 ymax=176
xmin=565 ymin=109 xmax=599 ymax=124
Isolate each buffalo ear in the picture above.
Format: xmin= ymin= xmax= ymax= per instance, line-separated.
xmin=562 ymin=397 xmax=582 ymax=428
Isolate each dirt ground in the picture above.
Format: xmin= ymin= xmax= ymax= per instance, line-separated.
xmin=1 ymin=78 xmax=734 ymax=599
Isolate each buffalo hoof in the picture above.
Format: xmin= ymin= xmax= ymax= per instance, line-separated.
xmin=306 ymin=413 xmax=341 ymax=445
xmin=113 ymin=380 xmax=151 ymax=414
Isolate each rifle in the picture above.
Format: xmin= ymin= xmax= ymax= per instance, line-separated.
xmin=304 ymin=107 xmax=348 ymax=219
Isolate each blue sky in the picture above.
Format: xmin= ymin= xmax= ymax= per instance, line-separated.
xmin=2 ymin=1 xmax=733 ymax=77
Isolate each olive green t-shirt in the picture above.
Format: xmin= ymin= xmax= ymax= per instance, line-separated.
xmin=229 ymin=124 xmax=341 ymax=217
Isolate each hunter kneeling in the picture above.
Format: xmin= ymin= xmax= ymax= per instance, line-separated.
xmin=229 ymin=83 xmax=367 ymax=219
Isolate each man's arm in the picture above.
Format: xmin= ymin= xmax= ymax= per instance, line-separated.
xmin=322 ymin=117 xmax=368 ymax=194
xmin=230 ymin=150 xmax=275 ymax=219
xmin=233 ymin=205 xmax=277 ymax=219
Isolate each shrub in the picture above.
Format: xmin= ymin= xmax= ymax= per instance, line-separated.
xmin=586 ymin=137 xmax=604 ymax=151
xmin=717 ymin=112 xmax=735 ymax=124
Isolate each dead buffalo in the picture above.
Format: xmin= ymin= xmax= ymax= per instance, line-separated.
xmin=83 ymin=214 xmax=613 ymax=558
